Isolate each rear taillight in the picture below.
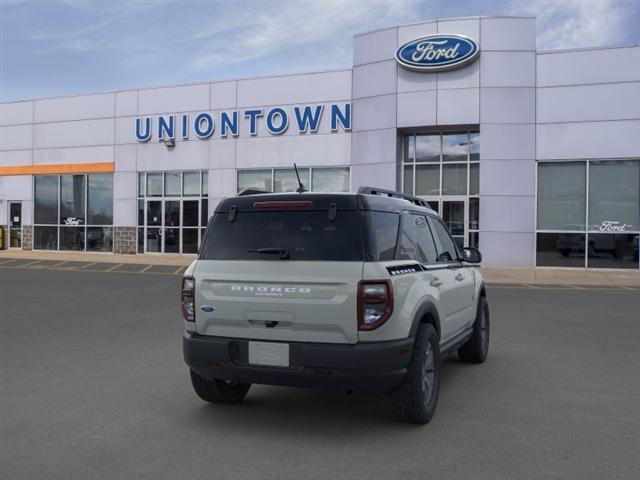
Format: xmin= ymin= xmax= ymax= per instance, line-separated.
xmin=357 ymin=280 xmax=393 ymax=331
xmin=181 ymin=276 xmax=195 ymax=322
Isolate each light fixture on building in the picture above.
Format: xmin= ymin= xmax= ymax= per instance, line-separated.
xmin=164 ymin=138 xmax=175 ymax=148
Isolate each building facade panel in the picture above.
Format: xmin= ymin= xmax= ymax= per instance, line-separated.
xmin=34 ymin=93 xmax=115 ymax=123
xmin=537 ymin=82 xmax=640 ymax=123
xmin=1 ymin=101 xmax=34 ymax=126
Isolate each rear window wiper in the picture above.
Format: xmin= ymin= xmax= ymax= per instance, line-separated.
xmin=249 ymin=247 xmax=290 ymax=260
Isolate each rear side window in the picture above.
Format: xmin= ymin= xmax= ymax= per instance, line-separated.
xmin=429 ymin=217 xmax=459 ymax=262
xmin=366 ymin=211 xmax=400 ymax=261
xmin=397 ymin=213 xmax=438 ymax=263
xmin=201 ymin=211 xmax=363 ymax=261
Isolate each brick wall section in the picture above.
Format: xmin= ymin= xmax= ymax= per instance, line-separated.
xmin=22 ymin=225 xmax=33 ymax=250
xmin=114 ymin=226 xmax=137 ymax=255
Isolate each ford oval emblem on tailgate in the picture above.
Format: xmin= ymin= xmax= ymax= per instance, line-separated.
xmin=200 ymin=305 xmax=215 ymax=312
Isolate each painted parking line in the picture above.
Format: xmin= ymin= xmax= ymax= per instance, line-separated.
xmin=0 ymin=258 xmax=19 ymax=265
xmin=106 ymin=263 xmax=123 ymax=272
xmin=174 ymin=266 xmax=186 ymax=275
xmin=52 ymin=261 xmax=69 ymax=267
xmin=18 ymin=259 xmax=43 ymax=268
xmin=138 ymin=264 xmax=154 ymax=273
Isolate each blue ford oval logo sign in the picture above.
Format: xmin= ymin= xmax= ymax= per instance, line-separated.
xmin=395 ymin=34 xmax=480 ymax=72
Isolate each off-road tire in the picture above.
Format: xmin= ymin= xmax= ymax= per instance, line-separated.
xmin=190 ymin=369 xmax=251 ymax=403
xmin=458 ymin=296 xmax=490 ymax=364
xmin=389 ymin=324 xmax=440 ymax=424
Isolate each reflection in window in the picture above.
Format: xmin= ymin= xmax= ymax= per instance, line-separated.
xmin=274 ymin=168 xmax=310 ymax=192
xmin=415 ymin=135 xmax=440 ymax=163
xmin=442 ymin=133 xmax=468 ymax=162
xmin=588 ymin=160 xmax=639 ymax=231
xmin=60 ymin=175 xmax=86 ymax=225
xmin=537 ymin=232 xmax=588 ymax=267
xmin=238 ymin=170 xmax=272 ymax=192
xmin=146 ymin=173 xmax=162 ymax=196
xmin=34 ymin=176 xmax=58 ymax=225
xmin=312 ymin=167 xmax=350 ymax=192
xmin=537 ymin=162 xmax=586 ymax=231
xmin=165 ymin=172 xmax=181 ymax=196
xmin=183 ymin=172 xmax=201 ymax=196
xmin=587 ymin=234 xmax=639 ymax=269
xmin=88 ymin=174 xmax=113 ymax=225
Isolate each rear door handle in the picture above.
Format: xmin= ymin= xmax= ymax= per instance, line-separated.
xmin=455 ymin=273 xmax=465 ymax=281
xmin=430 ymin=278 xmax=443 ymax=287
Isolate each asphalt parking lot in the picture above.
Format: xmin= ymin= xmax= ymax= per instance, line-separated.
xmin=1 ymin=267 xmax=639 ymax=480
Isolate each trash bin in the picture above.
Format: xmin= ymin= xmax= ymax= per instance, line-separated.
xmin=0 ymin=226 xmax=4 ymax=249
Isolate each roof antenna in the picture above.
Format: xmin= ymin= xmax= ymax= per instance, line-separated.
xmin=294 ymin=163 xmax=307 ymax=193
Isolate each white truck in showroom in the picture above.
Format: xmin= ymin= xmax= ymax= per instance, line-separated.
xmin=182 ymin=187 xmax=489 ymax=424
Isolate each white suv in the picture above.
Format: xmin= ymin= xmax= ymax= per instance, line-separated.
xmin=182 ymin=187 xmax=489 ymax=424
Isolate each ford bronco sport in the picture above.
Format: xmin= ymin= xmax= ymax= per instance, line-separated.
xmin=182 ymin=187 xmax=489 ymax=424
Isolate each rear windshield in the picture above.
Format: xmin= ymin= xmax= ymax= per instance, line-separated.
xmin=201 ymin=211 xmax=364 ymax=261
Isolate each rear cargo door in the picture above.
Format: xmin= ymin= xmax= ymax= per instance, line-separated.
xmin=194 ymin=261 xmax=362 ymax=344
xmin=194 ymin=203 xmax=365 ymax=344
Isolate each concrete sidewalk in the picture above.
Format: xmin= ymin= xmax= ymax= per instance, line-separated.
xmin=1 ymin=249 xmax=639 ymax=286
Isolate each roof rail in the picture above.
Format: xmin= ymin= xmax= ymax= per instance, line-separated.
xmin=238 ymin=189 xmax=270 ymax=196
xmin=357 ymin=186 xmax=430 ymax=208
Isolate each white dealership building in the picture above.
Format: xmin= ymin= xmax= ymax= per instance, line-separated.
xmin=1 ymin=16 xmax=639 ymax=269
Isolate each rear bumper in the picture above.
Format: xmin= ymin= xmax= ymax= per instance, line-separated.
xmin=183 ymin=332 xmax=414 ymax=393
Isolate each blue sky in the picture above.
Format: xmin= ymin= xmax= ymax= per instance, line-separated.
xmin=1 ymin=0 xmax=639 ymax=102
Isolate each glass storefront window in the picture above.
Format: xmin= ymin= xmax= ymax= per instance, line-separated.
xmin=33 ymin=226 xmax=58 ymax=250
xmin=442 ymin=164 xmax=467 ymax=196
xmin=202 ymin=171 xmax=208 ymax=197
xmin=404 ymin=135 xmax=415 ymax=163
xmin=138 ymin=173 xmax=145 ymax=197
xmin=537 ymin=232 xmax=587 ymax=267
xmin=311 ymin=167 xmax=350 ymax=192
xmin=416 ymin=164 xmax=439 ymax=195
xmin=442 ymin=133 xmax=468 ymax=162
xmin=34 ymin=173 xmax=114 ymax=252
xmin=183 ymin=201 xmax=199 ymax=227
xmin=403 ymin=165 xmax=413 ymax=194
xmin=238 ymin=169 xmax=272 ymax=192
xmin=588 ymin=160 xmax=639 ymax=232
xmin=183 ymin=172 xmax=201 ymax=196
xmin=587 ymin=233 xmax=639 ymax=269
xmin=88 ymin=174 xmax=113 ymax=225
xmin=537 ymin=162 xmax=586 ymax=231
xmin=415 ymin=135 xmax=440 ymax=163
xmin=165 ymin=172 xmax=181 ymax=196
xmin=60 ymin=227 xmax=85 ymax=251
xmin=59 ymin=175 xmax=85 ymax=225
xmin=469 ymin=198 xmax=479 ymax=231
xmin=274 ymin=168 xmax=310 ymax=192
xmin=86 ymin=227 xmax=113 ymax=252
xmin=469 ymin=133 xmax=480 ymax=161
xmin=146 ymin=173 xmax=162 ymax=197
xmin=34 ymin=175 xmax=58 ymax=225
xmin=469 ymin=163 xmax=479 ymax=195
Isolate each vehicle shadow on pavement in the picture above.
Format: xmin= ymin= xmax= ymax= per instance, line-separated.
xmin=181 ymin=356 xmax=475 ymax=434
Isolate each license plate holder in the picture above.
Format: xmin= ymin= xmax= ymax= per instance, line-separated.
xmin=248 ymin=341 xmax=290 ymax=367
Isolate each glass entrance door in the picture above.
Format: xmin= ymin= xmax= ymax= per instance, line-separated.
xmin=144 ymin=198 xmax=201 ymax=254
xmin=9 ymin=202 xmax=22 ymax=248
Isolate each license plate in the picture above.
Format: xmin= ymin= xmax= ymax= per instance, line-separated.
xmin=248 ymin=341 xmax=290 ymax=367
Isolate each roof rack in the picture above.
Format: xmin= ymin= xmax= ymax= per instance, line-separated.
xmin=357 ymin=186 xmax=430 ymax=208
xmin=238 ymin=189 xmax=270 ymax=196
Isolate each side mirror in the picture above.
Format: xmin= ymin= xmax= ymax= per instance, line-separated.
xmin=462 ymin=247 xmax=482 ymax=264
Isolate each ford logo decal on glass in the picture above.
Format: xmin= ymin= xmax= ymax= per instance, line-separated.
xmin=395 ymin=34 xmax=480 ymax=72
xmin=200 ymin=305 xmax=215 ymax=312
